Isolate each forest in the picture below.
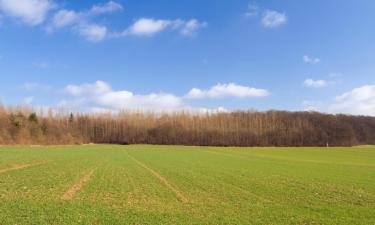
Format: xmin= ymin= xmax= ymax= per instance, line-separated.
xmin=1 ymin=105 xmax=375 ymax=147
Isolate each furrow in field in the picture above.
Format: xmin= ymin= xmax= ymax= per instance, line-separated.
xmin=0 ymin=162 xmax=49 ymax=174
xmin=61 ymin=170 xmax=95 ymax=200
xmin=128 ymin=155 xmax=188 ymax=203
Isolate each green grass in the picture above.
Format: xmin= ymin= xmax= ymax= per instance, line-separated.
xmin=0 ymin=145 xmax=374 ymax=225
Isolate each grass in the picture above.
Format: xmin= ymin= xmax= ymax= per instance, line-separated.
xmin=0 ymin=145 xmax=374 ymax=225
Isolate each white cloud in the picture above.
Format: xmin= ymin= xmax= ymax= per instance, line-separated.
xmin=329 ymin=85 xmax=375 ymax=116
xmin=65 ymin=80 xmax=112 ymax=96
xmin=1 ymin=1 xmax=205 ymax=42
xmin=50 ymin=2 xmax=204 ymax=41
xmin=127 ymin=18 xmax=170 ymax=36
xmin=89 ymin=1 xmax=123 ymax=15
xmin=123 ymin=18 xmax=206 ymax=37
xmin=50 ymin=1 xmax=122 ymax=41
xmin=303 ymin=55 xmax=320 ymax=64
xmin=61 ymin=81 xmax=263 ymax=112
xmin=52 ymin=9 xmax=79 ymax=28
xmin=261 ymin=10 xmax=287 ymax=28
xmin=186 ymin=83 xmax=270 ymax=99
xmin=97 ymin=91 xmax=183 ymax=110
xmin=51 ymin=1 xmax=122 ymax=28
xmin=304 ymin=79 xmax=327 ymax=88
xmin=0 ymin=0 xmax=54 ymax=25
xmin=245 ymin=3 xmax=259 ymax=17
xmin=77 ymin=23 xmax=107 ymax=42
xmin=63 ymin=81 xmax=184 ymax=111
xmin=179 ymin=19 xmax=207 ymax=36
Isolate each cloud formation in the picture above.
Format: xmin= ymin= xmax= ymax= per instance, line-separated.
xmin=51 ymin=1 xmax=123 ymax=28
xmin=51 ymin=9 xmax=79 ymax=28
xmin=89 ymin=1 xmax=122 ymax=15
xmin=0 ymin=0 xmax=54 ymax=25
xmin=245 ymin=3 xmax=259 ymax=17
xmin=303 ymin=55 xmax=320 ymax=64
xmin=261 ymin=10 xmax=287 ymax=28
xmin=245 ymin=4 xmax=287 ymax=28
xmin=0 ymin=1 xmax=206 ymax=42
xmin=304 ymin=79 xmax=327 ymax=88
xmin=329 ymin=85 xmax=375 ymax=116
xmin=186 ymin=83 xmax=270 ymax=99
xmin=78 ymin=23 xmax=108 ymax=42
xmin=49 ymin=1 xmax=123 ymax=41
xmin=118 ymin=18 xmax=207 ymax=37
xmin=50 ymin=3 xmax=206 ymax=41
xmin=63 ymin=81 xmax=184 ymax=111
xmin=59 ymin=81 xmax=269 ymax=112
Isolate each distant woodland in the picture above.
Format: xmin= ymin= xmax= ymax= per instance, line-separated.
xmin=1 ymin=105 xmax=375 ymax=147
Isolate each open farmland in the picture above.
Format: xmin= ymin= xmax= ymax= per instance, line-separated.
xmin=0 ymin=145 xmax=374 ymax=225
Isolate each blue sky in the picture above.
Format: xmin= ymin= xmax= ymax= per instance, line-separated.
xmin=0 ymin=0 xmax=375 ymax=115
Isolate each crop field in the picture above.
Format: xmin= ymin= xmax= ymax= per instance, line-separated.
xmin=0 ymin=145 xmax=374 ymax=225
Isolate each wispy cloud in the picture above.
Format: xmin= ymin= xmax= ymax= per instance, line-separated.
xmin=186 ymin=83 xmax=270 ymax=99
xmin=89 ymin=1 xmax=123 ymax=15
xmin=245 ymin=3 xmax=287 ymax=28
xmin=48 ymin=1 xmax=123 ymax=42
xmin=303 ymin=79 xmax=327 ymax=88
xmin=51 ymin=1 xmax=123 ymax=28
xmin=51 ymin=9 xmax=79 ymax=28
xmin=0 ymin=0 xmax=54 ymax=26
xmin=49 ymin=2 xmax=206 ymax=42
xmin=116 ymin=18 xmax=207 ymax=37
xmin=1 ymin=1 xmax=206 ymax=42
xmin=261 ymin=10 xmax=287 ymax=28
xmin=77 ymin=23 xmax=108 ymax=42
xmin=65 ymin=80 xmax=112 ymax=96
xmin=245 ymin=3 xmax=259 ymax=17
xmin=303 ymin=55 xmax=320 ymax=64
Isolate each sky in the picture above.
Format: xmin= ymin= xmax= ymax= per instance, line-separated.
xmin=0 ymin=0 xmax=375 ymax=115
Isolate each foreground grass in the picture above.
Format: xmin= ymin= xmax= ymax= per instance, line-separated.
xmin=0 ymin=145 xmax=374 ymax=225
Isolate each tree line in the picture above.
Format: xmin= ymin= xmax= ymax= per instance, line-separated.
xmin=1 ymin=105 xmax=375 ymax=147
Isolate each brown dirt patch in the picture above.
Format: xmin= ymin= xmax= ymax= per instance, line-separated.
xmin=128 ymin=155 xmax=188 ymax=203
xmin=0 ymin=162 xmax=48 ymax=174
xmin=61 ymin=170 xmax=95 ymax=200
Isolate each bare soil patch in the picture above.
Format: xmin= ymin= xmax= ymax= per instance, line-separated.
xmin=128 ymin=155 xmax=188 ymax=203
xmin=61 ymin=170 xmax=95 ymax=200
xmin=0 ymin=162 xmax=48 ymax=174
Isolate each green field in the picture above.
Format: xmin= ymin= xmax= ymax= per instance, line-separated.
xmin=0 ymin=145 xmax=374 ymax=225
